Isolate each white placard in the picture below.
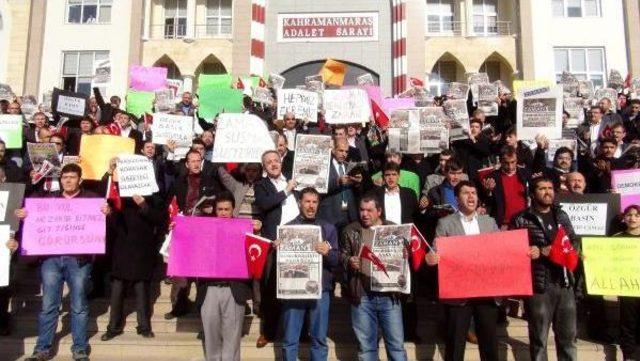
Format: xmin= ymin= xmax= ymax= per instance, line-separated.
xmin=151 ymin=113 xmax=193 ymax=147
xmin=56 ymin=95 xmax=87 ymax=117
xmin=517 ymin=86 xmax=563 ymax=140
xmin=0 ymin=225 xmax=11 ymax=287
xmin=559 ymin=203 xmax=608 ymax=236
xmin=116 ymin=155 xmax=159 ymax=197
xmin=212 ymin=114 xmax=276 ymax=163
xmin=0 ymin=191 xmax=9 ymax=223
xmin=277 ymin=89 xmax=319 ymax=123
xmin=323 ymin=89 xmax=371 ymax=124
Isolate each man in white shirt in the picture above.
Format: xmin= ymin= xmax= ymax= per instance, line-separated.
xmin=282 ymin=112 xmax=298 ymax=152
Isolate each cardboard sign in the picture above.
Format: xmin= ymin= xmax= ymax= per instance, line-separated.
xmin=583 ymin=237 xmax=640 ymax=297
xmin=125 ymin=90 xmax=155 ymax=118
xmin=197 ymin=88 xmax=244 ymax=119
xmin=277 ymin=89 xmax=319 ymax=123
xmin=557 ymin=193 xmax=620 ymax=236
xmin=199 ymin=74 xmax=233 ymax=89
xmin=116 ymin=155 xmax=159 ymax=197
xmin=612 ymin=169 xmax=640 ymax=211
xmin=512 ymin=80 xmax=553 ymax=101
xmin=0 ymin=115 xmax=23 ymax=149
xmin=211 ymin=114 xmax=275 ymax=163
xmin=0 ymin=225 xmax=10 ymax=287
xmin=323 ymin=89 xmax=371 ymax=124
xmin=79 ymin=135 xmax=135 ymax=180
xmin=21 ymin=198 xmax=106 ymax=256
xmin=51 ymin=88 xmax=88 ymax=118
xmin=0 ymin=183 xmax=25 ymax=232
xmin=129 ymin=65 xmax=168 ymax=92
xmin=436 ymin=229 xmax=533 ymax=299
xmin=167 ymin=216 xmax=252 ymax=278
xmin=151 ymin=113 xmax=193 ymax=146
xmin=517 ymin=86 xmax=563 ymax=140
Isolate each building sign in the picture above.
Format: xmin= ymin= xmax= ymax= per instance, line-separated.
xmin=277 ymin=12 xmax=379 ymax=42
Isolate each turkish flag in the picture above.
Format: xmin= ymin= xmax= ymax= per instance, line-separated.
xmin=410 ymin=225 xmax=427 ymax=271
xmin=167 ymin=195 xmax=179 ymax=225
xmin=105 ymin=121 xmax=122 ymax=136
xmin=548 ymin=225 xmax=579 ymax=272
xmin=371 ymin=100 xmax=389 ymax=129
xmin=245 ymin=233 xmax=271 ymax=279
xmin=258 ymin=77 xmax=268 ymax=88
xmin=31 ymin=160 xmax=55 ymax=185
xmin=236 ymin=77 xmax=245 ymax=90
xmin=409 ymin=77 xmax=424 ymax=87
xmin=360 ymin=244 xmax=389 ymax=278
xmin=143 ymin=113 xmax=153 ymax=125
xmin=106 ymin=176 xmax=122 ymax=211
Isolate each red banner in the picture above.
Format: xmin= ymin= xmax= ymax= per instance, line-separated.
xmin=436 ymin=229 xmax=533 ymax=299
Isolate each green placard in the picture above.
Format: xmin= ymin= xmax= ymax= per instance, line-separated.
xmin=198 ymin=88 xmax=244 ymax=119
xmin=125 ymin=90 xmax=155 ymax=118
xmin=198 ymin=74 xmax=233 ymax=89
xmin=0 ymin=114 xmax=24 ymax=149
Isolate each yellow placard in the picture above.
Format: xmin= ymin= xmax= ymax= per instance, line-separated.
xmin=319 ymin=59 xmax=347 ymax=87
xmin=582 ymin=237 xmax=640 ymax=297
xmin=79 ymin=135 xmax=135 ymax=180
xmin=513 ymin=80 xmax=554 ymax=100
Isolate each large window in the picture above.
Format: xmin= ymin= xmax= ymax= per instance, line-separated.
xmin=554 ymin=48 xmax=605 ymax=87
xmin=426 ymin=0 xmax=454 ymax=34
xmin=428 ymin=61 xmax=457 ymax=96
xmin=165 ymin=0 xmax=187 ymax=38
xmin=552 ymin=0 xmax=600 ymax=17
xmin=62 ymin=51 xmax=109 ymax=95
xmin=472 ymin=0 xmax=497 ymax=35
xmin=67 ymin=0 xmax=112 ymax=24
xmin=206 ymin=0 xmax=232 ymax=36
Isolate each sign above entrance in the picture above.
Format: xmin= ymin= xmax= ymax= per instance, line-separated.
xmin=277 ymin=12 xmax=379 ymax=43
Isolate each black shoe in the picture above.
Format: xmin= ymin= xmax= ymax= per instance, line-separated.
xmin=137 ymin=329 xmax=155 ymax=338
xmin=164 ymin=310 xmax=186 ymax=320
xmin=24 ymin=352 xmax=52 ymax=361
xmin=100 ymin=330 xmax=123 ymax=341
xmin=72 ymin=350 xmax=90 ymax=361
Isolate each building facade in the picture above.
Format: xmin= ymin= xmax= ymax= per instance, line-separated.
xmin=2 ymin=0 xmax=640 ymax=101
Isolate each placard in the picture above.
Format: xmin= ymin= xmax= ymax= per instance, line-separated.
xmin=79 ymin=135 xmax=135 ymax=180
xmin=564 ymin=98 xmax=585 ymax=128
xmin=276 ymin=225 xmax=323 ymax=299
xmin=0 ymin=225 xmax=10 ymax=287
xmin=0 ymin=183 xmax=25 ymax=232
xmin=612 ymin=169 xmax=640 ymax=212
xmin=129 ymin=65 xmax=168 ymax=92
xmin=292 ymin=134 xmax=331 ymax=193
xmin=436 ymin=229 xmax=532 ymax=299
xmin=51 ymin=88 xmax=88 ymax=118
xmin=211 ymin=114 xmax=275 ymax=163
xmin=125 ymin=90 xmax=155 ymax=118
xmin=323 ymin=89 xmax=371 ymax=124
xmin=27 ymin=143 xmax=61 ymax=175
xmin=477 ymin=83 xmax=499 ymax=116
xmin=151 ymin=113 xmax=193 ymax=147
xmin=277 ymin=89 xmax=319 ymax=123
xmin=512 ymin=80 xmax=553 ymax=101
xmin=21 ymin=198 xmax=106 ymax=256
xmin=517 ymin=86 xmax=563 ymax=140
xmin=197 ymin=88 xmax=244 ymax=119
xmin=0 ymin=115 xmax=23 ymax=149
xmin=167 ymin=216 xmax=252 ymax=278
xmin=583 ymin=237 xmax=640 ymax=297
xmin=277 ymin=12 xmax=379 ymax=42
xmin=116 ymin=155 xmax=159 ymax=197
xmin=557 ymin=193 xmax=620 ymax=236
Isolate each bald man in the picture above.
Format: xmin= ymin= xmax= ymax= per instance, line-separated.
xmin=565 ymin=172 xmax=586 ymax=195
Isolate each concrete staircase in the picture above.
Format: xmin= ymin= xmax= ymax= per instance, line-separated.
xmin=0 ymin=260 xmax=624 ymax=361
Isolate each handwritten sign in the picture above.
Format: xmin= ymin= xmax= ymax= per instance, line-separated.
xmin=436 ymin=229 xmax=532 ymax=299
xmin=79 ymin=135 xmax=135 ymax=180
xmin=277 ymin=89 xmax=319 ymax=123
xmin=116 ymin=155 xmax=159 ymax=197
xmin=0 ymin=115 xmax=23 ymax=149
xmin=212 ymin=114 xmax=275 ymax=163
xmin=323 ymin=89 xmax=371 ymax=124
xmin=21 ymin=198 xmax=106 ymax=256
xmin=151 ymin=113 xmax=193 ymax=146
xmin=583 ymin=237 xmax=640 ymax=297
xmin=167 ymin=216 xmax=252 ymax=278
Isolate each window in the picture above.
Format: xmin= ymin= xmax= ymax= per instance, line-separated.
xmin=554 ymin=48 xmax=605 ymax=87
xmin=67 ymin=0 xmax=112 ymax=24
xmin=206 ymin=0 xmax=232 ymax=36
xmin=164 ymin=0 xmax=187 ymax=38
xmin=480 ymin=61 xmax=501 ymax=82
xmin=552 ymin=0 xmax=600 ymax=17
xmin=472 ymin=0 xmax=497 ymax=35
xmin=62 ymin=51 xmax=109 ymax=95
xmin=426 ymin=0 xmax=454 ymax=34
xmin=428 ymin=61 xmax=457 ymax=96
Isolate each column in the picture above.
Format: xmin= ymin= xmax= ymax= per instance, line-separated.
xmin=186 ymin=0 xmax=196 ymax=39
xmin=142 ymin=0 xmax=151 ymax=40
xmin=624 ymin=0 xmax=640 ymax=76
xmin=518 ymin=0 xmax=535 ymax=79
xmin=182 ymin=75 xmax=194 ymax=93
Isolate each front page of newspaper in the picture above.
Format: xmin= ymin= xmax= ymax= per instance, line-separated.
xmin=369 ymin=224 xmax=411 ymax=294
xmin=277 ymin=225 xmax=323 ymax=299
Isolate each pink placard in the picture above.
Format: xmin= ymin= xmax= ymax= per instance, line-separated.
xmin=382 ymin=97 xmax=416 ymax=114
xmin=363 ymin=85 xmax=383 ymax=105
xmin=21 ymin=198 xmax=106 ymax=256
xmin=129 ymin=65 xmax=168 ymax=92
xmin=621 ymin=194 xmax=640 ymax=213
xmin=167 ymin=216 xmax=253 ymax=279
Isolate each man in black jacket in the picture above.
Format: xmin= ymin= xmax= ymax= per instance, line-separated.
xmin=511 ymin=176 xmax=579 ymax=361
xmin=373 ymin=162 xmax=417 ymax=225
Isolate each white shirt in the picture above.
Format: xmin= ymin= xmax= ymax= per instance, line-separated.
xmin=458 ymin=211 xmax=480 ymax=235
xmin=331 ymin=159 xmax=348 ymax=208
xmin=614 ymin=143 xmax=623 ymax=158
xmin=121 ymin=126 xmax=132 ymax=137
xmin=269 ymin=174 xmax=299 ymax=225
xmin=384 ymin=188 xmax=402 ymax=225
xmin=283 ymin=129 xmax=296 ymax=151
xmin=589 ymin=121 xmax=602 ymax=144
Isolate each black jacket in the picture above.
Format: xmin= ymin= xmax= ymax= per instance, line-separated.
xmin=167 ymin=168 xmax=222 ymax=214
xmin=318 ymin=160 xmax=358 ymax=229
xmin=254 ymin=176 xmax=298 ymax=241
xmin=373 ymin=186 xmax=417 ymax=224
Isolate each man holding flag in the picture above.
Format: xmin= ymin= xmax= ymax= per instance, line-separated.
xmin=511 ymin=176 xmax=580 ymax=361
xmin=340 ymin=194 xmax=408 ymax=361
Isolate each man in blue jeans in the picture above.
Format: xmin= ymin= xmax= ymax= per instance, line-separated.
xmin=278 ymin=187 xmax=339 ymax=361
xmin=18 ymin=164 xmax=111 ymax=361
xmin=340 ymin=194 xmax=407 ymax=361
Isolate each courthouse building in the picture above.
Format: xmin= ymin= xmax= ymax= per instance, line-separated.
xmin=2 ymin=0 xmax=640 ymax=100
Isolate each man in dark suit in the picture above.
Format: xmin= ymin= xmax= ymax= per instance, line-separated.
xmin=114 ymin=111 xmax=143 ymax=152
xmin=254 ymin=149 xmax=298 ymax=347
xmin=373 ymin=162 xmax=417 ymax=225
xmin=276 ymin=133 xmax=294 ymax=180
xmin=318 ymin=138 xmax=358 ymax=232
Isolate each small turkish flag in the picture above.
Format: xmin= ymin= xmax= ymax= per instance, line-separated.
xmin=106 ymin=176 xmax=122 ymax=211
xmin=548 ymin=225 xmax=579 ymax=272
xmin=245 ymin=233 xmax=271 ymax=279
xmin=360 ymin=244 xmax=389 ymax=278
xmin=106 ymin=121 xmax=122 ymax=136
xmin=409 ymin=225 xmax=428 ymax=271
xmin=258 ymin=77 xmax=268 ymax=88
xmin=236 ymin=77 xmax=245 ymax=90
xmin=409 ymin=77 xmax=424 ymax=87
xmin=371 ymin=100 xmax=389 ymax=129
xmin=167 ymin=195 xmax=179 ymax=225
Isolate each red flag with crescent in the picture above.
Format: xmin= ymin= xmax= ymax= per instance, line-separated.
xmin=245 ymin=233 xmax=271 ymax=279
xmin=360 ymin=244 xmax=389 ymax=278
xmin=410 ymin=224 xmax=428 ymax=271
xmin=548 ymin=225 xmax=579 ymax=272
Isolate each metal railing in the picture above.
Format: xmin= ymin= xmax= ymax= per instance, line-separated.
xmin=425 ymin=20 xmax=512 ymax=37
xmin=149 ymin=24 xmax=233 ymax=40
